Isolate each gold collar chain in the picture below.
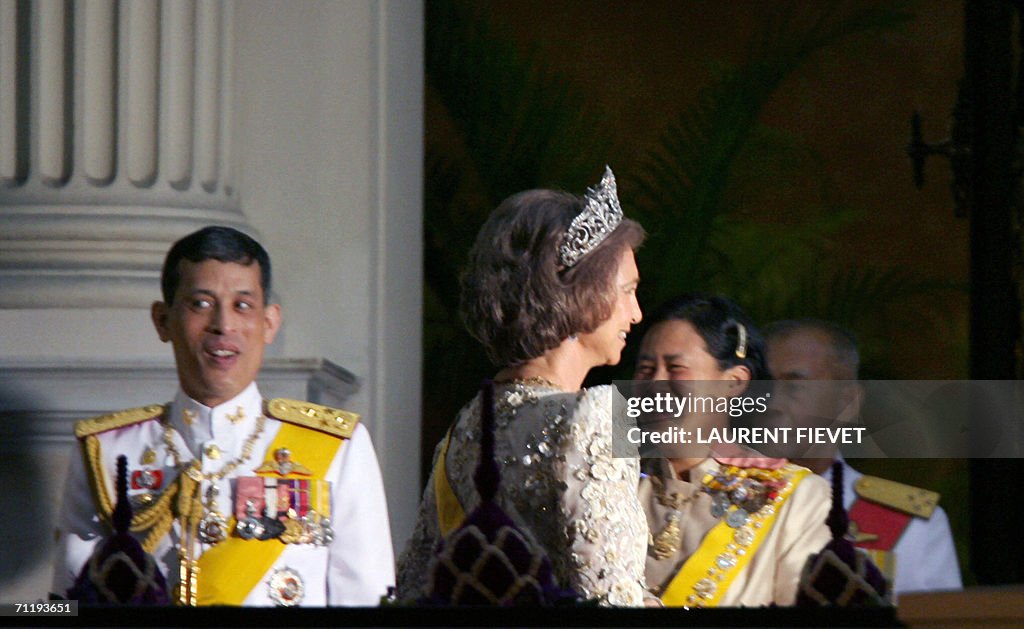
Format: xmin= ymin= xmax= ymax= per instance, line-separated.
xmin=162 ymin=413 xmax=267 ymax=483
xmin=162 ymin=411 xmax=267 ymax=606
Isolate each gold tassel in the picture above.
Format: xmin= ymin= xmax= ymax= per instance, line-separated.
xmin=174 ymin=462 xmax=203 ymax=606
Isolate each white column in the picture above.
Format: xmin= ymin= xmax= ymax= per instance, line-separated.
xmin=0 ymin=0 xmax=424 ymax=600
xmin=0 ymin=0 xmax=252 ymax=600
xmin=369 ymin=0 xmax=424 ymax=555
xmin=232 ymin=0 xmax=423 ymax=554
xmin=0 ymin=0 xmax=247 ymax=309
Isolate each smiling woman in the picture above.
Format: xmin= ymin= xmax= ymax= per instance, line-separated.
xmin=632 ymin=294 xmax=834 ymax=607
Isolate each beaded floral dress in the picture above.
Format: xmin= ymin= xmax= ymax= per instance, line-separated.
xmin=397 ymin=382 xmax=649 ymax=606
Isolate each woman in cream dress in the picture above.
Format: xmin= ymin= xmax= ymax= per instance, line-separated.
xmin=397 ymin=168 xmax=652 ymax=605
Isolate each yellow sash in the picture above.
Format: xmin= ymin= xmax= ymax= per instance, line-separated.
xmin=863 ymin=548 xmax=896 ymax=584
xmin=433 ymin=428 xmax=465 ymax=536
xmin=661 ymin=466 xmax=810 ymax=607
xmin=195 ymin=422 xmax=344 ymax=606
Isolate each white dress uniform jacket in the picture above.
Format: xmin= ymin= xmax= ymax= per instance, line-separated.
xmin=53 ymin=382 xmax=395 ymax=606
xmin=823 ymin=457 xmax=961 ymax=597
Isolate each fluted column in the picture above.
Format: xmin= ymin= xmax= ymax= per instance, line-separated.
xmin=0 ymin=0 xmax=247 ymax=308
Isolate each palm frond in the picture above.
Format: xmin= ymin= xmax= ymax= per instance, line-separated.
xmin=762 ymin=264 xmax=963 ymax=376
xmin=426 ymin=0 xmax=612 ymax=202
xmin=632 ymin=1 xmax=915 ymax=306
xmin=422 ymin=0 xmax=621 ymax=475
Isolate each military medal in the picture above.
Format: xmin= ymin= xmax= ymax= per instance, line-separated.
xmin=198 ymin=485 xmax=228 ymax=544
xmin=267 ymin=567 xmax=305 ymax=607
xmin=310 ymin=513 xmax=334 ymax=546
xmin=235 ymin=480 xmax=268 ymax=540
xmin=648 ymin=475 xmax=697 ymax=560
xmin=702 ymin=464 xmax=787 ymax=526
xmin=129 ymin=459 xmax=164 ymax=509
xmin=279 ymin=516 xmax=304 ymax=544
xmin=320 ymin=517 xmax=334 ymax=545
xmin=275 ymin=480 xmax=291 ymax=515
xmin=651 ymin=514 xmax=682 ymax=560
xmin=257 ymin=516 xmax=285 ymax=540
xmin=710 ymin=493 xmax=730 ymax=518
xmin=255 ymin=447 xmax=313 ymax=476
xmin=236 ymin=499 xmax=266 ymax=540
xmin=302 ymin=482 xmax=334 ymax=546
xmin=235 ymin=474 xmax=332 ymax=545
xmin=131 ymin=468 xmax=163 ymax=490
xmin=725 ymin=508 xmax=749 ymax=528
xmin=310 ymin=479 xmax=333 ymax=545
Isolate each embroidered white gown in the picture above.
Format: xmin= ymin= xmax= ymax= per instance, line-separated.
xmin=396 ymin=383 xmax=649 ymax=606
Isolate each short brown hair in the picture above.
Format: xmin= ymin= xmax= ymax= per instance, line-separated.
xmin=460 ymin=188 xmax=645 ymax=366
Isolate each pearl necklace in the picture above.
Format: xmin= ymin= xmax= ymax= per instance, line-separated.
xmin=493 ymin=376 xmax=560 ymax=390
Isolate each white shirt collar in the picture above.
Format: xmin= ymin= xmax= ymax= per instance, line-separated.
xmin=168 ymin=382 xmax=263 ymax=457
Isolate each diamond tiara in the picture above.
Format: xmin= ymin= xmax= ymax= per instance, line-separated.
xmin=558 ymin=166 xmax=624 ymax=268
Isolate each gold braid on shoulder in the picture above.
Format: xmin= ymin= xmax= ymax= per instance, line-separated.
xmin=82 ymin=434 xmax=190 ymax=554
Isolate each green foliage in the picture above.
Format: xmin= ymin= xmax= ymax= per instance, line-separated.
xmin=631 ymin=0 xmax=916 ymax=308
xmin=425 ymin=0 xmax=613 ymax=202
xmin=619 ymin=0 xmax=962 ymax=378
xmin=423 ymin=0 xmax=617 ymax=474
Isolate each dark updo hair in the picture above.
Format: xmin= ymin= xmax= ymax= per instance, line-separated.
xmin=645 ymin=293 xmax=768 ymax=380
xmin=460 ymin=189 xmax=645 ymax=366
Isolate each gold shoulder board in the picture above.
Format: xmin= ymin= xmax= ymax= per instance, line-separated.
xmin=854 ymin=475 xmax=940 ymax=519
xmin=264 ymin=398 xmax=359 ymax=439
xmin=74 ymin=404 xmax=166 ymax=439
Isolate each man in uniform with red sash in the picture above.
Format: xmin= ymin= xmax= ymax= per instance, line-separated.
xmin=53 ymin=226 xmax=394 ymax=606
xmin=765 ymin=319 xmax=962 ymax=597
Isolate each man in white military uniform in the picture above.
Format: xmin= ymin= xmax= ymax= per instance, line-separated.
xmin=53 ymin=226 xmax=394 ymax=606
xmin=765 ymin=319 xmax=962 ymax=597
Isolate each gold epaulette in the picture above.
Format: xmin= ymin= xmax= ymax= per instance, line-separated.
xmin=855 ymin=475 xmax=939 ymax=519
xmin=73 ymin=404 xmax=166 ymax=439
xmin=264 ymin=398 xmax=359 ymax=439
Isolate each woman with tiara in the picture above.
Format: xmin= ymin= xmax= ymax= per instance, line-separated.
xmin=397 ymin=168 xmax=652 ymax=606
